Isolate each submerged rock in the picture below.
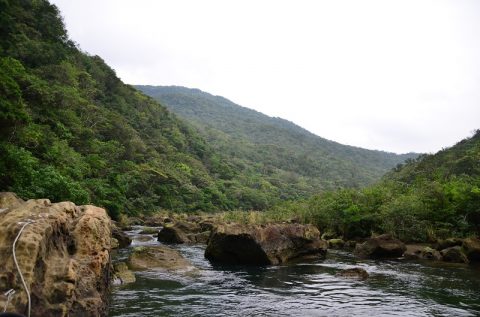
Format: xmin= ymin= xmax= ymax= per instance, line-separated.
xmin=336 ymin=268 xmax=369 ymax=280
xmin=128 ymin=246 xmax=194 ymax=272
xmin=0 ymin=192 xmax=112 ymax=317
xmin=462 ymin=237 xmax=480 ymax=262
xmin=205 ymin=223 xmax=327 ymax=265
xmin=354 ymin=234 xmax=406 ymax=259
xmin=440 ymin=246 xmax=469 ymax=263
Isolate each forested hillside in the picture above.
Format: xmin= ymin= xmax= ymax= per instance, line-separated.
xmin=268 ymin=131 xmax=480 ymax=241
xmin=137 ymin=86 xmax=417 ymax=197
xmin=0 ymin=0 xmax=250 ymax=218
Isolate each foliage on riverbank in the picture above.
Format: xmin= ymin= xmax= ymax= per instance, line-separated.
xmin=264 ymin=131 xmax=480 ymax=241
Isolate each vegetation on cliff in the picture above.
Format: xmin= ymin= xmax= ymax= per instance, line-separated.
xmin=255 ymin=131 xmax=480 ymax=241
xmin=0 ymin=0 xmax=418 ymax=218
xmin=0 ymin=0 xmax=256 ymax=217
xmin=137 ymin=85 xmax=417 ymax=204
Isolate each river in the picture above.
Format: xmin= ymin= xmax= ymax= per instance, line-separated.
xmin=109 ymin=227 xmax=480 ymax=317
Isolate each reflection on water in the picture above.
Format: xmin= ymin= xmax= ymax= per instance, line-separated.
xmin=109 ymin=228 xmax=480 ymax=317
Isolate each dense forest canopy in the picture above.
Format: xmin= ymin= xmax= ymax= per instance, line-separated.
xmin=2 ymin=0 xmax=476 ymax=240
xmin=0 ymin=0 xmax=245 ymax=218
xmin=268 ymin=131 xmax=480 ymax=240
xmin=0 ymin=0 xmax=418 ymax=218
xmin=137 ymin=85 xmax=418 ymax=199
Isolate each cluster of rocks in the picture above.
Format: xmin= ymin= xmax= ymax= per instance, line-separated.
xmin=404 ymin=237 xmax=480 ymax=264
xmin=3 ymin=190 xmax=477 ymax=316
xmin=328 ymin=233 xmax=480 ymax=264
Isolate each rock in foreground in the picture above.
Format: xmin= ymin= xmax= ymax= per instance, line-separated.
xmin=205 ymin=223 xmax=327 ymax=265
xmin=0 ymin=192 xmax=111 ymax=317
xmin=354 ymin=234 xmax=406 ymax=259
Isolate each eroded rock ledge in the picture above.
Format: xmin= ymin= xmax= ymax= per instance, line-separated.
xmin=0 ymin=192 xmax=111 ymax=317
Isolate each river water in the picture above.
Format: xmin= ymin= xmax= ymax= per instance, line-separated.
xmin=109 ymin=228 xmax=480 ymax=317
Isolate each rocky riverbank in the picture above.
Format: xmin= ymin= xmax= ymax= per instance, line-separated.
xmin=2 ymin=195 xmax=477 ymax=317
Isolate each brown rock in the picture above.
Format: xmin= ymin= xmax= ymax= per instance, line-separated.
xmin=128 ymin=246 xmax=194 ymax=271
xmin=462 ymin=238 xmax=480 ymax=262
xmin=158 ymin=224 xmax=191 ymax=244
xmin=344 ymin=240 xmax=357 ymax=250
xmin=354 ymin=234 xmax=406 ymax=259
xmin=404 ymin=245 xmax=442 ymax=261
xmin=435 ymin=238 xmax=463 ymax=251
xmin=441 ymin=246 xmax=469 ymax=263
xmin=111 ymin=223 xmax=132 ymax=248
xmin=0 ymin=192 xmax=111 ymax=317
xmin=157 ymin=221 xmax=204 ymax=244
xmin=143 ymin=215 xmax=165 ymax=227
xmin=188 ymin=231 xmax=211 ymax=244
xmin=205 ymin=223 xmax=327 ymax=265
xmin=336 ymin=268 xmax=369 ymax=280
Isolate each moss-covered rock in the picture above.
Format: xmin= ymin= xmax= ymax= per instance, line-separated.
xmin=327 ymin=239 xmax=345 ymax=249
xmin=113 ymin=262 xmax=136 ymax=285
xmin=128 ymin=246 xmax=194 ymax=272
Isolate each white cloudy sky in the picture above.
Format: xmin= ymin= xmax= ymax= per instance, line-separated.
xmin=51 ymin=0 xmax=480 ymax=154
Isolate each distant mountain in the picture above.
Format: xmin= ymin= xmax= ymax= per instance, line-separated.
xmin=301 ymin=130 xmax=480 ymax=241
xmin=136 ymin=85 xmax=418 ymax=200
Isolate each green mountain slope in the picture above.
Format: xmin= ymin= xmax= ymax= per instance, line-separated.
xmin=282 ymin=131 xmax=480 ymax=241
xmin=137 ymin=85 xmax=418 ymax=197
xmin=0 ymin=0 xmax=246 ymax=217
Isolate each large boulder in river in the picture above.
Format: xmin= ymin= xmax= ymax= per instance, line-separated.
xmin=128 ymin=246 xmax=194 ymax=272
xmin=205 ymin=223 xmax=327 ymax=265
xmin=462 ymin=237 xmax=480 ymax=262
xmin=354 ymin=234 xmax=406 ymax=259
xmin=0 ymin=192 xmax=112 ymax=317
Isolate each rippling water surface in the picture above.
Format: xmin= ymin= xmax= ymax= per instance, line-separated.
xmin=109 ymin=228 xmax=480 ymax=317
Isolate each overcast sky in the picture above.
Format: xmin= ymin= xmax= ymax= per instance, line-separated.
xmin=51 ymin=0 xmax=480 ymax=154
